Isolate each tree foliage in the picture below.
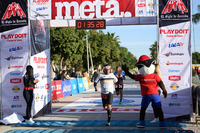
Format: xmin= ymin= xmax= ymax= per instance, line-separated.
xmin=149 ymin=41 xmax=157 ymax=61
xmin=192 ymin=52 xmax=200 ymax=64
xmin=192 ymin=5 xmax=200 ymax=24
xmin=50 ymin=28 xmax=137 ymax=74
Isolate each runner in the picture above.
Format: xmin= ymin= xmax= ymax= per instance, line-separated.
xmin=114 ymin=66 xmax=126 ymax=104
xmin=94 ymin=64 xmax=118 ymax=126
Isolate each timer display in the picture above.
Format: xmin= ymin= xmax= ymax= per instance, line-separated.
xmin=76 ymin=20 xmax=106 ymax=30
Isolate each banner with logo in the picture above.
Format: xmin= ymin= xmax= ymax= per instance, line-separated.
xmin=30 ymin=0 xmax=51 ymax=20
xmin=158 ymin=0 xmax=191 ymax=119
xmin=70 ymin=78 xmax=79 ymax=95
xmin=50 ymin=0 xmax=157 ymax=27
xmin=0 ymin=0 xmax=28 ymax=32
xmin=0 ymin=0 xmax=29 ymax=119
xmin=77 ymin=78 xmax=84 ymax=93
xmin=51 ymin=80 xmax=63 ymax=100
xmin=30 ymin=49 xmax=51 ymax=116
xmin=61 ymin=80 xmax=72 ymax=97
xmin=135 ymin=0 xmax=157 ymax=17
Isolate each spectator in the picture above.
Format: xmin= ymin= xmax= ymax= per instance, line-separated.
xmin=91 ymin=69 xmax=99 ymax=82
xmin=192 ymin=68 xmax=200 ymax=115
xmin=66 ymin=72 xmax=70 ymax=79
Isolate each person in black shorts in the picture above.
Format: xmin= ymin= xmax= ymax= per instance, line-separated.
xmin=114 ymin=66 xmax=126 ymax=104
xmin=94 ymin=64 xmax=118 ymax=126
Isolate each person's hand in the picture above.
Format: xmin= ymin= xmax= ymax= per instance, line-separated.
xmin=34 ymin=79 xmax=39 ymax=83
xmin=122 ymin=65 xmax=129 ymax=73
xmin=95 ymin=88 xmax=98 ymax=92
xmin=163 ymin=90 xmax=168 ymax=98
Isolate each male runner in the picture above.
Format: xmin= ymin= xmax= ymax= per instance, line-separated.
xmin=114 ymin=66 xmax=126 ymax=104
xmin=94 ymin=64 xmax=118 ymax=126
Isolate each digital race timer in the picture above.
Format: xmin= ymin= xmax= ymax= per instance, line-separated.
xmin=76 ymin=20 xmax=106 ymax=30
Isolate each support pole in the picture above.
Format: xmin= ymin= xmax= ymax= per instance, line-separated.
xmin=86 ymin=35 xmax=89 ymax=75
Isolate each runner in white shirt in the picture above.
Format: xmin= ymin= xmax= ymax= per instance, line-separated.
xmin=94 ymin=64 xmax=118 ymax=126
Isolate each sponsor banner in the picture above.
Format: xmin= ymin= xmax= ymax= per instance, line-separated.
xmin=1 ymin=26 xmax=29 ymax=118
xmin=32 ymin=89 xmax=51 ymax=114
xmin=30 ymin=0 xmax=51 ymax=20
xmin=135 ymin=0 xmax=157 ymax=17
xmin=30 ymin=20 xmax=50 ymax=56
xmin=83 ymin=77 xmax=89 ymax=91
xmin=51 ymin=80 xmax=63 ymax=100
xmin=30 ymin=49 xmax=51 ymax=116
xmin=77 ymin=78 xmax=84 ymax=93
xmin=158 ymin=0 xmax=191 ymax=119
xmin=61 ymin=80 xmax=72 ymax=97
xmin=0 ymin=26 xmax=29 ymax=48
xmin=0 ymin=0 xmax=28 ymax=32
xmin=159 ymin=22 xmax=191 ymax=56
xmin=52 ymin=0 xmax=135 ymax=20
xmin=70 ymin=78 xmax=79 ymax=95
xmin=159 ymin=0 xmax=190 ymax=27
xmin=53 ymin=98 xmax=153 ymax=113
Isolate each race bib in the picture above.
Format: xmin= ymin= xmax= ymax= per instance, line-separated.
xmin=101 ymin=93 xmax=107 ymax=99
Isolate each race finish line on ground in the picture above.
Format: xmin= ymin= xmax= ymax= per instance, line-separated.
xmin=53 ymin=98 xmax=153 ymax=113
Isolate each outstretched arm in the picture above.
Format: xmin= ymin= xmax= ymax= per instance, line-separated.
xmin=122 ymin=65 xmax=135 ymax=80
xmin=158 ymin=80 xmax=168 ymax=98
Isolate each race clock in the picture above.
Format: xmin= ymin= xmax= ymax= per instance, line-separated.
xmin=76 ymin=20 xmax=106 ymax=30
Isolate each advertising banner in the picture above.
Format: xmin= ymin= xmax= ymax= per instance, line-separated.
xmin=0 ymin=0 xmax=29 ymax=118
xmin=70 ymin=78 xmax=79 ymax=95
xmin=61 ymin=80 xmax=72 ymax=97
xmin=158 ymin=0 xmax=191 ymax=119
xmin=50 ymin=0 xmax=157 ymax=27
xmin=51 ymin=80 xmax=63 ymax=100
xmin=51 ymin=0 xmax=135 ymax=20
xmin=77 ymin=78 xmax=84 ymax=93
xmin=30 ymin=49 xmax=51 ymax=116
xmin=30 ymin=0 xmax=51 ymax=20
xmin=0 ymin=0 xmax=28 ymax=32
xmin=135 ymin=0 xmax=157 ymax=17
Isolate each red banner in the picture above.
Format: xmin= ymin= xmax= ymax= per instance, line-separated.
xmin=52 ymin=0 xmax=135 ymax=20
xmin=51 ymin=80 xmax=63 ymax=100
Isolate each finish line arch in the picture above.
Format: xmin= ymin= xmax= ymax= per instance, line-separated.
xmin=0 ymin=0 xmax=191 ymax=120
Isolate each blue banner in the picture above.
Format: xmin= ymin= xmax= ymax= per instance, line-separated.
xmin=61 ymin=80 xmax=72 ymax=97
xmin=70 ymin=78 xmax=79 ymax=95
xmin=77 ymin=78 xmax=85 ymax=93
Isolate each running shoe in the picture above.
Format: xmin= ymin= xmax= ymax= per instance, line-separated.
xmin=136 ymin=121 xmax=145 ymax=128
xmin=25 ymin=118 xmax=35 ymax=123
xmin=105 ymin=122 xmax=110 ymax=126
xmin=150 ymin=118 xmax=159 ymax=123
xmin=119 ymin=101 xmax=122 ymax=104
xmin=159 ymin=121 xmax=166 ymax=129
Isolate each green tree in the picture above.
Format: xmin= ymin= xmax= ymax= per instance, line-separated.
xmin=149 ymin=41 xmax=157 ymax=61
xmin=192 ymin=5 xmax=200 ymax=24
xmin=192 ymin=52 xmax=200 ymax=64
xmin=50 ymin=27 xmax=87 ymax=74
xmin=119 ymin=47 xmax=137 ymax=69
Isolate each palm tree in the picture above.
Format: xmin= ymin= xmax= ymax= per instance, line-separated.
xmin=192 ymin=5 xmax=200 ymax=24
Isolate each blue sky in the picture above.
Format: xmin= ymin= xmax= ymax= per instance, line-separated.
xmin=102 ymin=0 xmax=200 ymax=59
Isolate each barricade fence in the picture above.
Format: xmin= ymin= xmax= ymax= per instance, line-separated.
xmin=51 ymin=77 xmax=89 ymax=101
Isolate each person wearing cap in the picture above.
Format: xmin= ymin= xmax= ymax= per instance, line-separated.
xmin=114 ymin=66 xmax=126 ymax=104
xmin=122 ymin=55 xmax=167 ymax=129
xmin=94 ymin=64 xmax=118 ymax=126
